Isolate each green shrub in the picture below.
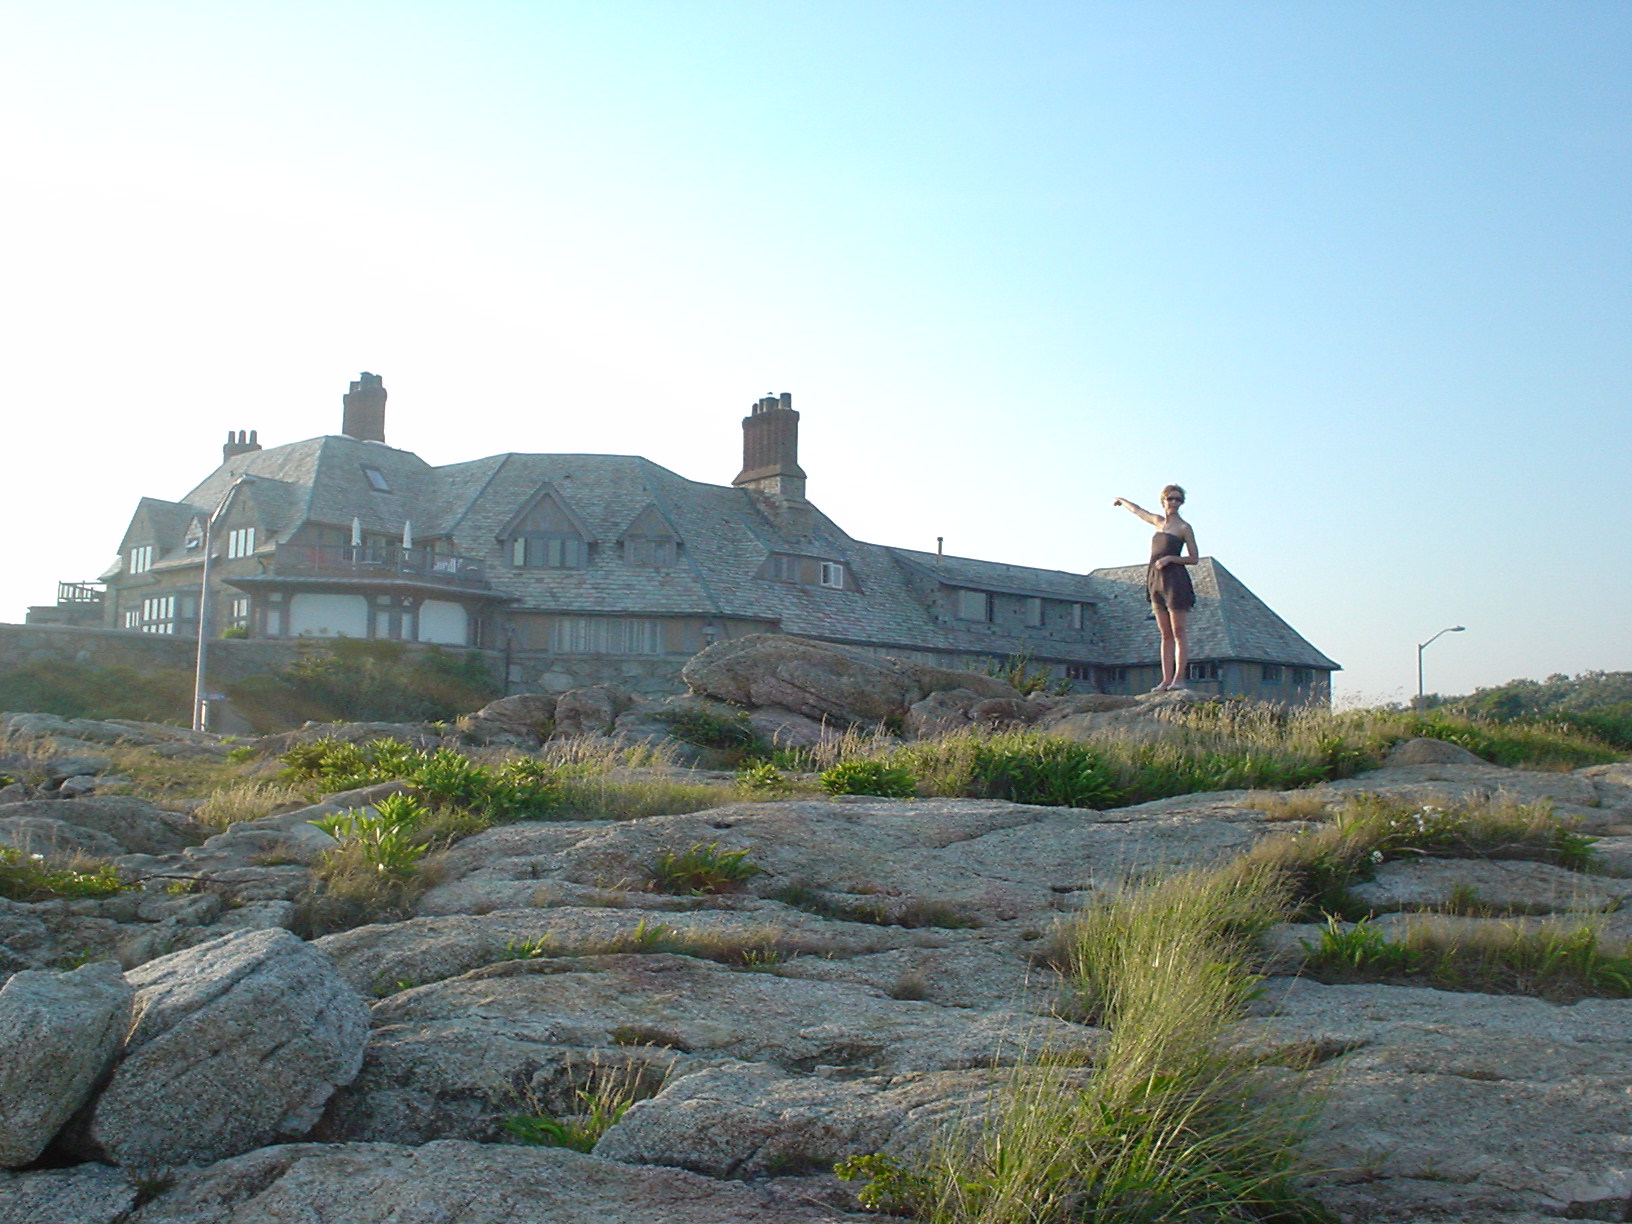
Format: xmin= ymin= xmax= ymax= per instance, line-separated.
xmin=736 ymin=761 xmax=795 ymax=794
xmin=0 ymin=847 xmax=129 ymax=902
xmin=1302 ymin=916 xmax=1632 ymax=1002
xmin=653 ymin=707 xmax=769 ymax=755
xmin=229 ymin=638 xmax=500 ymax=731
xmin=649 ymin=842 xmax=764 ymax=895
xmin=281 ymin=738 xmax=563 ymax=821
xmin=310 ymin=795 xmax=433 ymax=876
xmin=820 ymin=759 xmax=917 ymax=798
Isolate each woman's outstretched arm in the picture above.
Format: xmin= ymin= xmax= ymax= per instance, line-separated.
xmin=1112 ymin=497 xmax=1165 ymax=528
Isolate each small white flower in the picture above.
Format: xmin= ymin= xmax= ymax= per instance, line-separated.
xmin=1370 ymin=850 xmax=1384 ymax=863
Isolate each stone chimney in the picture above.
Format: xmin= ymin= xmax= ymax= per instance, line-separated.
xmin=222 ymin=429 xmax=261 ymax=464
xmin=733 ymin=392 xmax=805 ymax=504
xmin=342 ymin=372 xmax=387 ymax=442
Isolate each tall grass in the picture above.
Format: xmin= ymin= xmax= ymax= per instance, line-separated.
xmin=909 ymin=865 xmax=1332 ymax=1224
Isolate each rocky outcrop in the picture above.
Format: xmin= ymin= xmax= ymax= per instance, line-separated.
xmin=682 ymin=635 xmax=930 ymax=725
xmin=0 ymin=796 xmax=205 ymax=856
xmin=457 ymin=693 xmax=559 ymax=747
xmin=86 ymin=928 xmax=369 ymax=1168
xmin=110 ymin=1139 xmax=878 ymax=1223
xmin=0 ymin=960 xmax=132 ymax=1167
xmin=553 ymin=685 xmax=635 ymax=738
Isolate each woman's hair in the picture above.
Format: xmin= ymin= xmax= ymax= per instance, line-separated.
xmin=1161 ymin=484 xmax=1186 ymax=504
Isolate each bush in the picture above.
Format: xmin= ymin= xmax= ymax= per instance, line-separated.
xmin=0 ymin=847 xmax=129 ymax=902
xmin=280 ymin=738 xmax=563 ymax=821
xmin=820 ymin=759 xmax=917 ymax=798
xmin=230 ymin=638 xmax=500 ymax=731
xmin=649 ymin=842 xmax=764 ymax=895
xmin=652 ymin=707 xmax=769 ymax=755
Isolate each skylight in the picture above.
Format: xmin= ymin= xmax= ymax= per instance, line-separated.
xmin=362 ymin=466 xmax=391 ymax=492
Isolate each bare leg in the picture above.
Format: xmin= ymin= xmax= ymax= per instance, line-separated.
xmin=1153 ymin=606 xmax=1176 ymax=688
xmin=1169 ymin=608 xmax=1190 ymax=687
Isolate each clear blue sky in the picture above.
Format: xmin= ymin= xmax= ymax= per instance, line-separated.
xmin=2 ymin=1 xmax=1626 ymax=704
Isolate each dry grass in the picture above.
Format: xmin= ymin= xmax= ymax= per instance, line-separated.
xmin=1240 ymin=790 xmax=1334 ymax=821
xmin=195 ymin=780 xmax=314 ymax=829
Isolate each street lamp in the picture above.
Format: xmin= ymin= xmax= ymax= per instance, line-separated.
xmin=1416 ymin=625 xmax=1466 ymax=709
xmin=192 ymin=477 xmax=252 ymax=732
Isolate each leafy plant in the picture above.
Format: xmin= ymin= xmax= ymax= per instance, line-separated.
xmin=502 ymin=1064 xmax=657 ymax=1152
xmin=653 ymin=707 xmax=769 ymax=755
xmin=819 ymin=759 xmax=917 ymax=798
xmin=310 ymin=795 xmax=432 ymax=876
xmin=0 ymin=847 xmax=129 ymax=902
xmin=836 ymin=1153 xmax=935 ymax=1215
xmin=736 ymin=761 xmax=795 ymax=794
xmin=650 ymin=842 xmax=764 ymax=895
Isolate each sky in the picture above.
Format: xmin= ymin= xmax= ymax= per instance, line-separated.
xmin=1 ymin=0 xmax=1627 ymax=706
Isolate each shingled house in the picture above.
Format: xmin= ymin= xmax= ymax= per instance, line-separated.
xmin=51 ymin=374 xmax=1338 ymax=702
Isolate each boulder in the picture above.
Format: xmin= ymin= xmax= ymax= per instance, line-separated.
xmin=746 ymin=706 xmax=838 ymax=751
xmin=0 ymin=1163 xmax=139 ymax=1224
xmin=597 ymin=1060 xmax=1009 ymax=1177
xmin=0 ymin=815 xmax=125 ymax=860
xmin=1347 ymin=857 xmax=1632 ymax=915
xmin=1241 ymin=978 xmax=1632 ymax=1223
xmin=968 ymin=697 xmax=1039 ymax=726
xmin=121 ymin=1139 xmax=877 ymax=1223
xmin=0 ymin=961 xmax=133 ymax=1167
xmin=1385 ymin=736 xmax=1488 ymax=767
xmin=682 ymin=635 xmax=924 ymax=725
xmin=0 ymin=797 xmax=205 ymax=856
xmin=904 ymin=689 xmax=980 ymax=738
xmin=901 ymin=664 xmax=1022 ymax=701
xmin=457 ymin=692 xmax=558 ymax=746
xmin=553 ymin=685 xmax=634 ymax=738
xmin=86 ymin=927 xmax=369 ymax=1168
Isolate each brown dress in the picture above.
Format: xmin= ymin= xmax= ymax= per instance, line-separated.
xmin=1147 ymin=531 xmax=1195 ymax=611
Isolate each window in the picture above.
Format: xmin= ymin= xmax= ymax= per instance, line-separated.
xmin=1187 ymin=662 xmax=1222 ymax=682
xmin=1070 ymin=603 xmax=1084 ymax=631
xmin=1023 ymin=597 xmax=1044 ymax=627
xmin=626 ymin=538 xmax=678 ymax=567
xmin=759 ymin=553 xmax=854 ymax=590
xmin=502 ymin=490 xmax=590 ymax=570
xmin=128 ymin=545 xmax=153 ymax=574
xmin=1291 ymin=667 xmax=1313 ymax=686
xmin=1103 ymin=666 xmax=1127 ymax=682
xmin=227 ymin=527 xmax=256 ymax=559
xmin=956 ymin=589 xmax=991 ymax=622
xmin=1066 ymin=663 xmax=1095 ymax=681
xmin=229 ymin=597 xmax=250 ymax=630
xmin=139 ymin=595 xmax=178 ymax=634
xmin=122 ymin=609 xmax=141 ymax=629
xmin=511 ymin=536 xmax=587 ymax=569
xmin=819 ymin=561 xmax=846 ymax=590
xmin=362 ymin=466 xmax=391 ymax=492
xmin=550 ymin=617 xmax=663 ymax=655
xmin=1260 ymin=664 xmax=1282 ymax=683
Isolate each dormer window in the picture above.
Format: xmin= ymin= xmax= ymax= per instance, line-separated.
xmin=362 ymin=467 xmax=391 ymax=492
xmin=956 ymin=589 xmax=991 ymax=622
xmin=620 ymin=505 xmax=681 ymax=569
xmin=499 ymin=485 xmax=593 ymax=571
xmin=758 ymin=552 xmax=857 ymax=591
xmin=227 ymin=527 xmax=257 ymax=559
xmin=128 ymin=545 xmax=153 ymax=574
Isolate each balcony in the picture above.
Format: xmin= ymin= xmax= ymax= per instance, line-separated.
xmin=268 ymin=544 xmax=491 ymax=590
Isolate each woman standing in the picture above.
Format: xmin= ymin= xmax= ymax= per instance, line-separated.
xmin=1113 ymin=485 xmax=1197 ymax=691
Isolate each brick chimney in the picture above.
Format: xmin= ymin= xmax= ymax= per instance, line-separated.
xmin=733 ymin=392 xmax=805 ymax=503
xmin=222 ymin=429 xmax=261 ymax=463
xmin=342 ymin=372 xmax=387 ymax=442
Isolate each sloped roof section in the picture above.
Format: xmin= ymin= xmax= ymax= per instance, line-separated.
xmin=1089 ymin=559 xmax=1339 ymax=670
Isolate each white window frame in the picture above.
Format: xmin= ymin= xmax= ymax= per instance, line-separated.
xmin=819 ymin=561 xmax=846 ymax=590
xmin=128 ymin=545 xmax=153 ymax=574
xmin=227 ymin=527 xmax=256 ymax=559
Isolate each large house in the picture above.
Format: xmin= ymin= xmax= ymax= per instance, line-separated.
xmin=38 ymin=375 xmax=1339 ymax=701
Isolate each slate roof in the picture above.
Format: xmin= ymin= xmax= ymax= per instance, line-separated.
xmin=112 ymin=432 xmax=1338 ymax=674
xmin=1089 ymin=560 xmax=1340 ymax=670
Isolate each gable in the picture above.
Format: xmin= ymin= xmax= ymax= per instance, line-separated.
xmin=496 ymin=485 xmax=598 ymax=542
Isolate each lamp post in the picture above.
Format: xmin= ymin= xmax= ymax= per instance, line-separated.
xmin=192 ymin=477 xmax=251 ymax=732
xmin=1416 ymin=625 xmax=1466 ymax=709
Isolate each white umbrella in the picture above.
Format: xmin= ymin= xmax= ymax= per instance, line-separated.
xmin=351 ymin=517 xmax=363 ymax=547
xmin=402 ymin=520 xmax=413 ymax=551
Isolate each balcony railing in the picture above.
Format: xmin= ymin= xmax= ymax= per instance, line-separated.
xmin=269 ymin=544 xmax=491 ymax=589
xmin=56 ymin=582 xmax=105 ymax=604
